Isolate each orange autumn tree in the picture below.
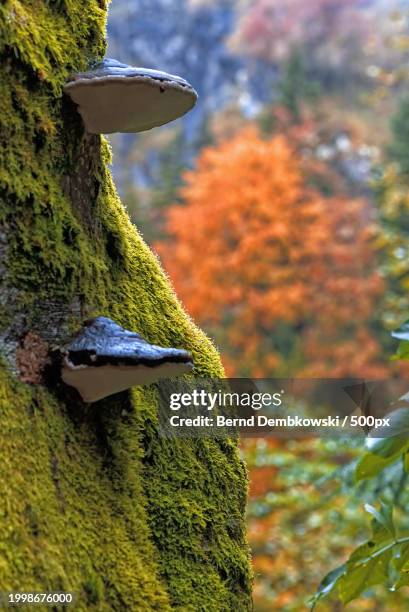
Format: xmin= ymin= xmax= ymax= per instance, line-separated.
xmin=157 ymin=127 xmax=385 ymax=378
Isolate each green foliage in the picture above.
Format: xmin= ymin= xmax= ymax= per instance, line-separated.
xmin=392 ymin=321 xmax=409 ymax=360
xmin=389 ymin=97 xmax=409 ymax=177
xmin=0 ymin=1 xmax=252 ymax=609
xmin=123 ymin=127 xmax=206 ymax=244
xmin=355 ymin=431 xmax=409 ymax=482
xmin=145 ymin=130 xmax=187 ymax=242
xmin=311 ymin=503 xmax=409 ymax=609
xmin=376 ymin=97 xmax=409 ymax=330
xmin=278 ymin=50 xmax=320 ymax=120
xmin=152 ymin=131 xmax=185 ymax=211
xmin=312 ymin=325 xmax=409 ymax=608
xmin=245 ymin=437 xmax=363 ymax=609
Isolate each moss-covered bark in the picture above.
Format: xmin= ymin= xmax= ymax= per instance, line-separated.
xmin=0 ymin=1 xmax=252 ymax=609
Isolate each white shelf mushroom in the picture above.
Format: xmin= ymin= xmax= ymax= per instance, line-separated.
xmin=64 ymin=59 xmax=198 ymax=134
xmin=61 ymin=317 xmax=194 ymax=402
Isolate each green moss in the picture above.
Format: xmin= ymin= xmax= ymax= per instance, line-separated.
xmin=0 ymin=1 xmax=252 ymax=610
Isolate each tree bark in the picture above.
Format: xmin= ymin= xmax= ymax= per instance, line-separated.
xmin=0 ymin=1 xmax=252 ymax=609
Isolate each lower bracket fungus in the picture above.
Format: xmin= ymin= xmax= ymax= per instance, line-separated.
xmin=61 ymin=317 xmax=194 ymax=402
xmin=64 ymin=58 xmax=198 ymax=134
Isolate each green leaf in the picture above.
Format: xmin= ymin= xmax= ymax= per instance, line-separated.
xmin=355 ymin=436 xmax=409 ymax=481
xmin=339 ymin=539 xmax=393 ymax=603
xmin=392 ymin=322 xmax=409 ymax=360
xmin=364 ymin=501 xmax=395 ymax=538
xmin=391 ymin=542 xmax=409 ymax=589
xmin=339 ymin=542 xmax=392 ymax=604
xmin=310 ymin=564 xmax=346 ymax=610
xmin=311 ymin=536 xmax=395 ymax=606
xmin=355 ymin=408 xmax=409 ymax=482
xmin=394 ymin=340 xmax=409 ymax=361
xmin=311 ymin=501 xmax=409 ymax=606
xmin=392 ymin=321 xmax=409 ymax=342
xmin=369 ymin=407 xmax=409 ymax=440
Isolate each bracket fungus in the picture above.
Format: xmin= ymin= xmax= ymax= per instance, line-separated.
xmin=61 ymin=317 xmax=194 ymax=402
xmin=64 ymin=59 xmax=198 ymax=134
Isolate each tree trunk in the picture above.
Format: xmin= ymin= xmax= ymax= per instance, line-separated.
xmin=0 ymin=2 xmax=252 ymax=609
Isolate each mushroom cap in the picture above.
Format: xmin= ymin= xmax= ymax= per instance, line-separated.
xmin=61 ymin=316 xmax=194 ymax=402
xmin=64 ymin=59 xmax=198 ymax=134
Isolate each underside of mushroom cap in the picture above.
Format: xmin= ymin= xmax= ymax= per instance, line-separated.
xmin=61 ymin=316 xmax=194 ymax=402
xmin=64 ymin=59 xmax=198 ymax=134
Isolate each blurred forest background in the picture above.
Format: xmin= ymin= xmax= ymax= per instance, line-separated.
xmin=107 ymin=1 xmax=409 ymax=609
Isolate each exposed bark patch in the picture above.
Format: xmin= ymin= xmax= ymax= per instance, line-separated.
xmin=16 ymin=332 xmax=50 ymax=384
xmin=61 ymin=132 xmax=102 ymax=237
